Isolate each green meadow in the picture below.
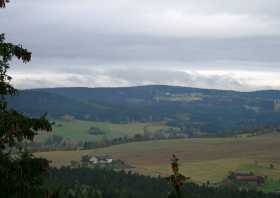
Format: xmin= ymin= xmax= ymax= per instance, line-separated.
xmin=46 ymin=120 xmax=168 ymax=142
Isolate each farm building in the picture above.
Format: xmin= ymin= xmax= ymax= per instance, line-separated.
xmin=235 ymin=176 xmax=265 ymax=184
xmin=89 ymin=155 xmax=113 ymax=164
xmin=229 ymin=172 xmax=265 ymax=184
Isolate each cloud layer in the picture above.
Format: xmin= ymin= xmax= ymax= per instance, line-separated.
xmin=1 ymin=0 xmax=280 ymax=90
xmin=11 ymin=67 xmax=280 ymax=91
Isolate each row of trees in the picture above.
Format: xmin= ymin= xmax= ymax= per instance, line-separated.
xmin=46 ymin=166 xmax=279 ymax=198
xmin=28 ymin=129 xmax=185 ymax=152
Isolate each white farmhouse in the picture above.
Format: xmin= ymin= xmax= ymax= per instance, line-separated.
xmin=89 ymin=155 xmax=113 ymax=164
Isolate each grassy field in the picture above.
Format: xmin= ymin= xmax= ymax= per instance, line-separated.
xmin=41 ymin=120 xmax=168 ymax=142
xmin=36 ymin=133 xmax=280 ymax=185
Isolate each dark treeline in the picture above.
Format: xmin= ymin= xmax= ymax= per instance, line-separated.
xmin=8 ymin=86 xmax=280 ymax=135
xmin=47 ymin=167 xmax=280 ymax=198
xmin=28 ymin=124 xmax=280 ymax=152
xmin=29 ymin=130 xmax=185 ymax=152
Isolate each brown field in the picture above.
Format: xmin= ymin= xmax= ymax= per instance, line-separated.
xmin=35 ymin=133 xmax=280 ymax=183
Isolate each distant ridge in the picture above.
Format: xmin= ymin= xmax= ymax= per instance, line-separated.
xmin=8 ymin=85 xmax=280 ymax=134
xmin=29 ymin=84 xmax=280 ymax=94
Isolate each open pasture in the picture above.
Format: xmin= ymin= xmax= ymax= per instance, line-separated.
xmin=36 ymin=133 xmax=280 ymax=183
xmin=49 ymin=120 xmax=168 ymax=142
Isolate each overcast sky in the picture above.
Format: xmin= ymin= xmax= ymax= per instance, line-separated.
xmin=1 ymin=0 xmax=280 ymax=91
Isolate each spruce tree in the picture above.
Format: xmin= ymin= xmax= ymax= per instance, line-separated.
xmin=167 ymin=155 xmax=188 ymax=198
xmin=0 ymin=4 xmax=53 ymax=197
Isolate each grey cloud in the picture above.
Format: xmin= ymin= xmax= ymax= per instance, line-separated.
xmin=2 ymin=0 xmax=280 ymax=90
xmin=105 ymin=69 xmax=247 ymax=90
xmin=2 ymin=0 xmax=280 ymax=65
xmin=6 ymin=34 xmax=280 ymax=67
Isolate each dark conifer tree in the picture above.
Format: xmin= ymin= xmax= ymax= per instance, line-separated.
xmin=0 ymin=4 xmax=52 ymax=197
xmin=167 ymin=155 xmax=188 ymax=198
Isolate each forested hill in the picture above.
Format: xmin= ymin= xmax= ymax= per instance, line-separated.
xmin=7 ymin=85 xmax=280 ymax=134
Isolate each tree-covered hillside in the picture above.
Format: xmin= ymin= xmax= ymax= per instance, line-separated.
xmin=8 ymin=85 xmax=280 ymax=135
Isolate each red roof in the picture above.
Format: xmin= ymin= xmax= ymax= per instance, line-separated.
xmin=235 ymin=176 xmax=262 ymax=182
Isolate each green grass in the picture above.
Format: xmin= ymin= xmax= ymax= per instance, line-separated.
xmin=237 ymin=163 xmax=280 ymax=177
xmin=258 ymin=178 xmax=280 ymax=192
xmin=36 ymin=132 xmax=280 ymax=188
xmin=51 ymin=120 xmax=168 ymax=142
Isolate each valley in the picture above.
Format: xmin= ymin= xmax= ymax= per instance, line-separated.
xmin=3 ymin=1 xmax=280 ymax=196
xmin=36 ymin=132 xmax=280 ymax=190
xmin=10 ymin=85 xmax=280 ymax=193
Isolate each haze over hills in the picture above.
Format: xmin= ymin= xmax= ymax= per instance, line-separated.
xmin=7 ymin=85 xmax=280 ymax=135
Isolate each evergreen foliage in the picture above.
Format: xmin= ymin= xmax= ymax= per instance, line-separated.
xmin=167 ymin=155 xmax=188 ymax=198
xmin=9 ymin=86 xmax=280 ymax=135
xmin=0 ymin=27 xmax=52 ymax=197
xmin=47 ymin=167 xmax=280 ymax=198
